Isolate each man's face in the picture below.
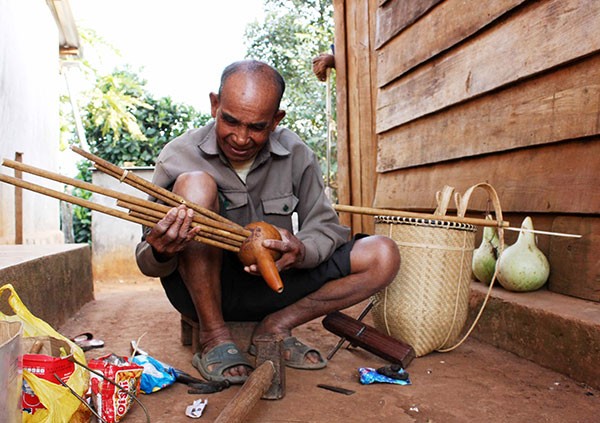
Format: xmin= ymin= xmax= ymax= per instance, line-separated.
xmin=210 ymin=73 xmax=285 ymax=164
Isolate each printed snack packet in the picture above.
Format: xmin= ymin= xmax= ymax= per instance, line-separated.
xmin=88 ymin=354 xmax=144 ymax=422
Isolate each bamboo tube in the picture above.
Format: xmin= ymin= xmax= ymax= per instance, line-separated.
xmin=334 ymin=204 xmax=510 ymax=228
xmin=117 ymin=199 xmax=247 ymax=244
xmin=70 ymin=146 xmax=250 ymax=236
xmin=2 ymin=158 xmax=248 ymax=242
xmin=128 ymin=211 xmax=241 ymax=252
xmin=123 ymin=202 xmax=243 ymax=248
xmin=0 ymin=173 xmax=156 ymax=228
xmin=0 ymin=173 xmax=241 ymax=253
xmin=83 ymin=158 xmax=250 ymax=238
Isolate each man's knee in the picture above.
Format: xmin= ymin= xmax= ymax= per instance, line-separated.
xmin=172 ymin=171 xmax=218 ymax=209
xmin=351 ymin=235 xmax=400 ymax=285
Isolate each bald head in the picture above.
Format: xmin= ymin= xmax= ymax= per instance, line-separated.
xmin=218 ymin=60 xmax=286 ymax=109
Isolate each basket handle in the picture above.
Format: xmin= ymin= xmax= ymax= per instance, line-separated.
xmin=437 ymin=182 xmax=505 ymax=353
xmin=433 ymin=185 xmax=455 ymax=216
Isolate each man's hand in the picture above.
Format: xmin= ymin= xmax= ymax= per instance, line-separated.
xmin=145 ymin=205 xmax=201 ymax=260
xmin=244 ymin=227 xmax=305 ymax=274
xmin=312 ymin=53 xmax=335 ymax=82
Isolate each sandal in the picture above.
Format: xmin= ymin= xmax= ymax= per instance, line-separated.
xmin=249 ymin=336 xmax=327 ymax=370
xmin=192 ymin=342 xmax=253 ymax=385
xmin=70 ymin=332 xmax=105 ymax=352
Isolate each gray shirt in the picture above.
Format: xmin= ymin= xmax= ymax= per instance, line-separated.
xmin=135 ymin=121 xmax=350 ymax=277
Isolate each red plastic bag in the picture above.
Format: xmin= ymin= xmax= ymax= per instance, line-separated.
xmin=88 ymin=354 xmax=143 ymax=422
xmin=21 ymin=337 xmax=75 ymax=414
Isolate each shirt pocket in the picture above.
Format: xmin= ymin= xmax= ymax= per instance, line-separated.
xmin=262 ymin=194 xmax=298 ymax=216
xmin=220 ymin=191 xmax=248 ymax=211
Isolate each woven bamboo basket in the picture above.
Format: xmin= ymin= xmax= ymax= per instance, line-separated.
xmin=371 ymin=183 xmax=503 ymax=357
xmin=372 ymin=216 xmax=475 ymax=356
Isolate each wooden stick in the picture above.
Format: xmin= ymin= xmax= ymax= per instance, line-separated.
xmin=120 ymin=196 xmax=247 ymax=242
xmin=504 ymin=226 xmax=582 ymax=239
xmin=334 ymin=204 xmax=581 ymax=238
xmin=70 ymin=146 xmax=250 ymax=237
xmin=334 ymin=204 xmax=509 ymax=228
xmin=214 ymin=361 xmax=276 ymax=423
xmin=85 ymin=157 xmax=250 ymax=238
xmin=88 ymin=160 xmax=251 ymax=238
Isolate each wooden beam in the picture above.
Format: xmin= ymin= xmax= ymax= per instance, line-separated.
xmin=333 ymin=0 xmax=351 ymax=228
xmin=14 ymin=152 xmax=23 ymax=244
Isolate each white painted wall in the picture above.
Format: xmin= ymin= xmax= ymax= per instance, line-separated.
xmin=0 ymin=0 xmax=63 ymax=244
xmin=91 ymin=167 xmax=154 ymax=280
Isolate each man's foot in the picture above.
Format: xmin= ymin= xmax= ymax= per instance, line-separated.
xmin=192 ymin=342 xmax=253 ymax=384
xmin=249 ymin=336 xmax=327 ymax=370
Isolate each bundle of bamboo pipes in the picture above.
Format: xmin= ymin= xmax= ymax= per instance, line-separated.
xmin=0 ymin=147 xmax=249 ymax=253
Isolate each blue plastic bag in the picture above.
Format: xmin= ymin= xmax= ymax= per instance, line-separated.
xmin=131 ymin=355 xmax=177 ymax=394
xmin=358 ymin=367 xmax=411 ymax=385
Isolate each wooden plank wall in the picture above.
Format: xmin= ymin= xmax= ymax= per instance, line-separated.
xmin=335 ymin=0 xmax=600 ymax=302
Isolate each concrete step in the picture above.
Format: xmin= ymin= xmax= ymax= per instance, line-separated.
xmin=467 ymin=282 xmax=600 ymax=390
xmin=0 ymin=244 xmax=94 ymax=329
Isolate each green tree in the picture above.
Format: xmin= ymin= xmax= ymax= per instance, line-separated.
xmin=82 ymin=68 xmax=210 ymax=167
xmin=71 ymin=67 xmax=210 ymax=243
xmin=244 ymin=0 xmax=336 ymax=185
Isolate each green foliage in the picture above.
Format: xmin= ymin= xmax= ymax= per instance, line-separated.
xmin=70 ymin=67 xmax=211 ymax=243
xmin=71 ymin=160 xmax=92 ymax=244
xmin=245 ymin=0 xmax=336 ymax=185
xmin=82 ymin=68 xmax=210 ymax=167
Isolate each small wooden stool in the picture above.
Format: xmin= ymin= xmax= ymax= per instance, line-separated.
xmin=180 ymin=314 xmax=200 ymax=353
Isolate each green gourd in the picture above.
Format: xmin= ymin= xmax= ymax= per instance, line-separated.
xmin=497 ymin=216 xmax=550 ymax=292
xmin=472 ymin=215 xmax=499 ymax=285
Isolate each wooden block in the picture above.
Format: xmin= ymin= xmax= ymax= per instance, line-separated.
xmin=253 ymin=334 xmax=285 ymax=400
xmin=322 ymin=311 xmax=416 ymax=368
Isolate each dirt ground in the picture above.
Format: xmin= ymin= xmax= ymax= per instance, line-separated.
xmin=57 ymin=278 xmax=598 ymax=423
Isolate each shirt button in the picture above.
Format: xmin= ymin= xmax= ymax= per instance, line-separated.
xmin=283 ymin=205 xmax=289 ymax=212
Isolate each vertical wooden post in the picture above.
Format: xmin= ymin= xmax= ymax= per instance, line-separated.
xmin=14 ymin=152 xmax=23 ymax=244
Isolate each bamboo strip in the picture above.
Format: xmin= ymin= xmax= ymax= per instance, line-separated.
xmin=70 ymin=146 xmax=250 ymax=236
xmin=334 ymin=204 xmax=510 ymax=228
xmin=2 ymin=158 xmax=248 ymax=242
